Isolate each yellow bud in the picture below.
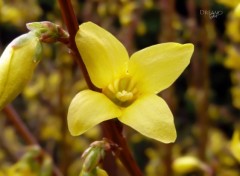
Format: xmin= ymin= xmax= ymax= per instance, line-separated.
xmin=0 ymin=32 xmax=41 ymax=109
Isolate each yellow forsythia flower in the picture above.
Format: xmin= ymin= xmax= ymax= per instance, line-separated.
xmin=68 ymin=22 xmax=194 ymax=143
xmin=0 ymin=32 xmax=41 ymax=109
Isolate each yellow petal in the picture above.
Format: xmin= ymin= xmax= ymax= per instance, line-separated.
xmin=129 ymin=43 xmax=194 ymax=94
xmin=75 ymin=22 xmax=129 ymax=88
xmin=67 ymin=90 xmax=121 ymax=136
xmin=119 ymin=94 xmax=176 ymax=143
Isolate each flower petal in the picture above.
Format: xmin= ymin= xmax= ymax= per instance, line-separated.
xmin=67 ymin=90 xmax=121 ymax=136
xmin=129 ymin=43 xmax=194 ymax=94
xmin=75 ymin=22 xmax=129 ymax=88
xmin=119 ymin=94 xmax=176 ymax=143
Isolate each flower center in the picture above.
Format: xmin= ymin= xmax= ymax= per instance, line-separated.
xmin=102 ymin=76 xmax=138 ymax=107
xmin=116 ymin=90 xmax=133 ymax=102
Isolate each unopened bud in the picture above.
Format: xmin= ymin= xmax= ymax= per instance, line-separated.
xmin=81 ymin=139 xmax=112 ymax=173
xmin=82 ymin=147 xmax=105 ymax=172
xmin=0 ymin=32 xmax=41 ymax=109
xmin=27 ymin=21 xmax=69 ymax=43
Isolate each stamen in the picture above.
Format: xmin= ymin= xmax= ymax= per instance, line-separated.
xmin=102 ymin=76 xmax=138 ymax=107
xmin=116 ymin=90 xmax=133 ymax=102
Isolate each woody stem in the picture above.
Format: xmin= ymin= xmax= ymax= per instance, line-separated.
xmin=3 ymin=105 xmax=63 ymax=176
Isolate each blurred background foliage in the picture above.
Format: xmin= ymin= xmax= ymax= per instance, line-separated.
xmin=1 ymin=0 xmax=240 ymax=176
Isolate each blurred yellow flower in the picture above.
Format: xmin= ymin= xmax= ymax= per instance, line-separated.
xmin=0 ymin=0 xmax=42 ymax=27
xmin=230 ymin=129 xmax=240 ymax=162
xmin=231 ymin=86 xmax=240 ymax=108
xmin=226 ymin=14 xmax=240 ymax=42
xmin=6 ymin=163 xmax=36 ymax=176
xmin=172 ymin=156 xmax=206 ymax=175
xmin=217 ymin=0 xmax=240 ymax=8
xmin=118 ymin=2 xmax=137 ymax=25
xmin=136 ymin=21 xmax=147 ymax=36
xmin=40 ymin=116 xmax=62 ymax=141
xmin=224 ymin=45 xmax=240 ymax=69
xmin=234 ymin=3 xmax=240 ymax=18
xmin=68 ymin=22 xmax=194 ymax=143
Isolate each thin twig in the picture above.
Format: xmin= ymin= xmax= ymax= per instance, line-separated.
xmin=57 ymin=0 xmax=143 ymax=175
xmin=3 ymin=105 xmax=38 ymax=145
xmin=2 ymin=105 xmax=63 ymax=176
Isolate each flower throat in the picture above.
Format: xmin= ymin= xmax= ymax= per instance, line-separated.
xmin=102 ymin=76 xmax=138 ymax=107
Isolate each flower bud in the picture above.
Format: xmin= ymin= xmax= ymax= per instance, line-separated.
xmin=0 ymin=32 xmax=42 ymax=109
xmin=81 ymin=139 xmax=113 ymax=173
xmin=82 ymin=147 xmax=105 ymax=172
xmin=27 ymin=21 xmax=69 ymax=43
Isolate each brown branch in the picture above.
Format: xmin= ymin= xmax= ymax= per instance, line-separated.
xmin=57 ymin=0 xmax=143 ymax=175
xmin=2 ymin=105 xmax=63 ymax=176
xmin=197 ymin=0 xmax=210 ymax=161
xmin=3 ymin=105 xmax=38 ymax=145
xmin=187 ymin=0 xmax=210 ymax=161
xmin=159 ymin=0 xmax=176 ymax=175
xmin=57 ymin=0 xmax=97 ymax=91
